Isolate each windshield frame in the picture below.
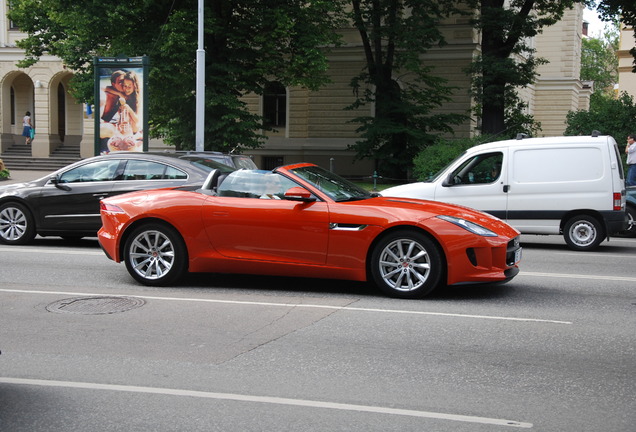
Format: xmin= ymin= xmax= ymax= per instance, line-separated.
xmin=286 ymin=165 xmax=372 ymax=202
xmin=426 ymin=150 xmax=469 ymax=182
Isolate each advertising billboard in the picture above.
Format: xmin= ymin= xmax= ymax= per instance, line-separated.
xmin=94 ymin=56 xmax=149 ymax=155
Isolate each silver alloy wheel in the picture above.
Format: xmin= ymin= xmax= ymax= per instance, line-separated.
xmin=378 ymin=238 xmax=431 ymax=292
xmin=626 ymin=208 xmax=635 ymax=236
xmin=0 ymin=205 xmax=28 ymax=241
xmin=128 ymin=229 xmax=176 ymax=280
xmin=567 ymin=220 xmax=597 ymax=248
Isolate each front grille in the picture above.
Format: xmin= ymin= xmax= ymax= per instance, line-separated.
xmin=506 ymin=236 xmax=522 ymax=266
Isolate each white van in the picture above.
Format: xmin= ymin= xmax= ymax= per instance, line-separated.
xmin=382 ymin=134 xmax=627 ymax=251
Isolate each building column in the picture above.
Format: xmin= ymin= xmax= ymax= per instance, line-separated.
xmin=31 ymin=79 xmax=55 ymax=158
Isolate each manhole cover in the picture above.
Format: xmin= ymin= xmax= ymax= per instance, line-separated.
xmin=46 ymin=296 xmax=145 ymax=315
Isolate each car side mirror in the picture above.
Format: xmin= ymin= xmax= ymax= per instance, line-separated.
xmin=284 ymin=187 xmax=316 ymax=202
xmin=51 ymin=175 xmax=71 ymax=191
xmin=442 ymin=173 xmax=455 ymax=187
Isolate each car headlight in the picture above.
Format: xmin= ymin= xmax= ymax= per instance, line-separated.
xmin=436 ymin=215 xmax=497 ymax=237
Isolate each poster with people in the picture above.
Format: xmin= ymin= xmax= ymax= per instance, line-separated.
xmin=94 ymin=57 xmax=148 ymax=155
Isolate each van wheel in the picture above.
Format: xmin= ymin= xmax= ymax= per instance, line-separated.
xmin=563 ymin=215 xmax=604 ymax=251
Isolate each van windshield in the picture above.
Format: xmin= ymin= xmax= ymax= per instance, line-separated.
xmin=425 ymin=151 xmax=468 ymax=182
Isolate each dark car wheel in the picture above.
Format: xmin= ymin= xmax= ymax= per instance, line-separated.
xmin=0 ymin=202 xmax=36 ymax=245
xmin=124 ymin=223 xmax=187 ymax=286
xmin=563 ymin=215 xmax=604 ymax=251
xmin=620 ymin=206 xmax=636 ymax=238
xmin=370 ymin=230 xmax=442 ymax=299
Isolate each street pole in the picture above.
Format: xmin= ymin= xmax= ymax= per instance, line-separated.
xmin=195 ymin=0 xmax=205 ymax=152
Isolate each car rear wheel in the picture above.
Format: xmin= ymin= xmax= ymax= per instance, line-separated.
xmin=370 ymin=230 xmax=442 ymax=299
xmin=124 ymin=223 xmax=187 ymax=286
xmin=0 ymin=202 xmax=36 ymax=245
xmin=563 ymin=215 xmax=604 ymax=251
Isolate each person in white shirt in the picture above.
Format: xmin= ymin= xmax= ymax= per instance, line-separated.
xmin=626 ymin=134 xmax=636 ymax=186
xmin=22 ymin=111 xmax=33 ymax=145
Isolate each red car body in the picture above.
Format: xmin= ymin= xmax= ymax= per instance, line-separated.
xmin=98 ymin=163 xmax=521 ymax=298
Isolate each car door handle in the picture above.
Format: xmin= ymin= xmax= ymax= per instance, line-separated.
xmin=503 ymin=185 xmax=510 ymax=193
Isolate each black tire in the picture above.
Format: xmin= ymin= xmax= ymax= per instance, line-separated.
xmin=563 ymin=215 xmax=604 ymax=251
xmin=621 ymin=206 xmax=636 ymax=238
xmin=123 ymin=223 xmax=187 ymax=286
xmin=370 ymin=230 xmax=443 ymax=299
xmin=0 ymin=202 xmax=36 ymax=245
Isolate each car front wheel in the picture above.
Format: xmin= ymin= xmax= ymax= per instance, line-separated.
xmin=0 ymin=202 xmax=36 ymax=245
xmin=563 ymin=215 xmax=604 ymax=251
xmin=124 ymin=223 xmax=187 ymax=286
xmin=370 ymin=230 xmax=442 ymax=299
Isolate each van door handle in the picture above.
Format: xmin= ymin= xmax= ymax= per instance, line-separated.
xmin=503 ymin=185 xmax=510 ymax=193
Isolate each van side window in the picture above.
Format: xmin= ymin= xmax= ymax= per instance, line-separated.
xmin=450 ymin=152 xmax=503 ymax=185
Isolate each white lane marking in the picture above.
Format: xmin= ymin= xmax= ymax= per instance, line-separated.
xmin=0 ymin=288 xmax=571 ymax=324
xmin=0 ymin=246 xmax=103 ymax=255
xmin=0 ymin=377 xmax=533 ymax=428
xmin=521 ymin=271 xmax=636 ymax=283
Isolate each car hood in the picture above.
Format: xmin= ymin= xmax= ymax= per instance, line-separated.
xmin=381 ymin=182 xmax=436 ymax=200
xmin=344 ymin=196 xmax=518 ymax=235
xmin=0 ymin=181 xmax=39 ymax=196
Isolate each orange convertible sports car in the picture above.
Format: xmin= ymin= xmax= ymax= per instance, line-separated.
xmin=98 ymin=163 xmax=522 ymax=299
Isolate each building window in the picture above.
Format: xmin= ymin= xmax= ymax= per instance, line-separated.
xmin=262 ymin=156 xmax=284 ymax=171
xmin=10 ymin=87 xmax=15 ymax=125
xmin=263 ymin=82 xmax=286 ymax=128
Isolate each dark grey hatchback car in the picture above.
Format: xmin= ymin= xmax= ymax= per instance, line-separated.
xmin=0 ymin=152 xmax=234 ymax=245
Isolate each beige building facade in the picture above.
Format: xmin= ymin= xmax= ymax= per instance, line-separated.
xmin=0 ymin=2 xmax=591 ymax=176
xmin=617 ymin=25 xmax=636 ymax=99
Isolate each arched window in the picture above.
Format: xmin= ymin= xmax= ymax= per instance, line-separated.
xmin=58 ymin=83 xmax=66 ymax=142
xmin=263 ymin=82 xmax=286 ymax=128
xmin=10 ymin=87 xmax=15 ymax=125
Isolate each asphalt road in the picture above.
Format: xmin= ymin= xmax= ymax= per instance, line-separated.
xmin=0 ymin=235 xmax=635 ymax=431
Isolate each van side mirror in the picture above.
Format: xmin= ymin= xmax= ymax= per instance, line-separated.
xmin=442 ymin=173 xmax=459 ymax=187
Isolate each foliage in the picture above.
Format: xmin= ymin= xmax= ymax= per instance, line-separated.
xmin=565 ymin=92 xmax=636 ymax=145
xmin=595 ymin=0 xmax=636 ymax=70
xmin=8 ymin=0 xmax=345 ymax=151
xmin=464 ymin=0 xmax=581 ymax=135
xmin=0 ymin=169 xmax=9 ymax=180
xmin=580 ymin=23 xmax=619 ymax=95
xmin=412 ymin=135 xmax=501 ymax=181
xmin=345 ymin=0 xmax=467 ymax=180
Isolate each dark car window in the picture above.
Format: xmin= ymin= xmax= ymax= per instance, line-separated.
xmin=231 ymin=156 xmax=258 ymax=170
xmin=58 ymin=160 xmax=121 ymax=183
xmin=450 ymin=152 xmax=503 ymax=185
xmin=121 ymin=160 xmax=187 ymax=181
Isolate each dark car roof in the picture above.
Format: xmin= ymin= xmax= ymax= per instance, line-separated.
xmin=42 ymin=152 xmax=236 ymax=183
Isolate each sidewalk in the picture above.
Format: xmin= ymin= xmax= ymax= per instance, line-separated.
xmin=1 ymin=169 xmax=50 ymax=185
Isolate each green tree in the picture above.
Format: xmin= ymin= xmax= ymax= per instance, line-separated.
xmin=596 ymin=0 xmax=636 ymax=70
xmin=8 ymin=0 xmax=344 ymax=151
xmin=580 ymin=23 xmax=619 ymax=95
xmin=465 ymin=0 xmax=581 ymax=135
xmin=565 ymin=92 xmax=636 ymax=142
xmin=346 ymin=0 xmax=466 ymax=180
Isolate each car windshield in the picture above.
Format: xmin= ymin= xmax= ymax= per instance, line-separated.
xmin=178 ymin=156 xmax=236 ymax=174
xmin=288 ymin=165 xmax=373 ymax=202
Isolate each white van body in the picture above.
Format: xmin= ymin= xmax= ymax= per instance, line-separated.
xmin=382 ymin=135 xmax=627 ymax=251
